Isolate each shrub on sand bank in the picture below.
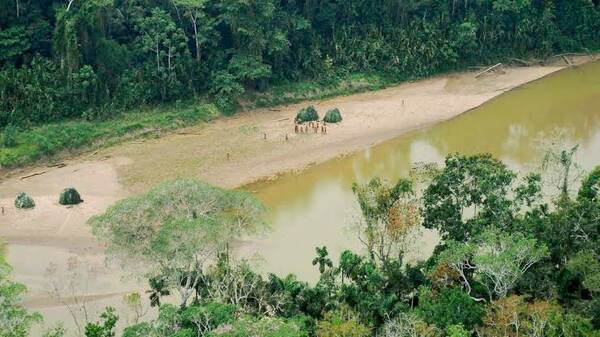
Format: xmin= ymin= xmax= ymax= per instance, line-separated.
xmin=59 ymin=188 xmax=83 ymax=205
xmin=15 ymin=192 xmax=35 ymax=209
xmin=323 ymin=108 xmax=342 ymax=123
xmin=296 ymin=106 xmax=319 ymax=123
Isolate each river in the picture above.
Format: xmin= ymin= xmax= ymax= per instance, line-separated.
xmin=239 ymin=60 xmax=600 ymax=282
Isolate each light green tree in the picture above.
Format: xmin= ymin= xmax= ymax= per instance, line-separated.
xmin=0 ymin=254 xmax=42 ymax=336
xmin=89 ymin=178 xmax=265 ymax=307
xmin=352 ymin=177 xmax=420 ymax=264
xmin=316 ymin=306 xmax=370 ymax=337
xmin=436 ymin=227 xmax=549 ymax=299
xmin=473 ymin=227 xmax=549 ymax=299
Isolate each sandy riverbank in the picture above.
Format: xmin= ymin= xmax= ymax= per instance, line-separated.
xmin=0 ymin=55 xmax=596 ymax=334
xmin=105 ymin=64 xmax=571 ymax=192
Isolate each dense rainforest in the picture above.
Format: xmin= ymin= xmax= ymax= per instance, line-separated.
xmin=1 ymin=0 xmax=600 ymax=129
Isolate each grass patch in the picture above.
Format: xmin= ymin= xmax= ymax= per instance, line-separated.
xmin=0 ymin=102 xmax=220 ymax=168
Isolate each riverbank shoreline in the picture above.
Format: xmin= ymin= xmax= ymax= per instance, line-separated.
xmin=111 ymin=55 xmax=598 ymax=192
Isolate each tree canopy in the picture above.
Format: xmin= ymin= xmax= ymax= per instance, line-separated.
xmin=89 ymin=178 xmax=266 ymax=307
xmin=1 ymin=0 xmax=599 ymax=128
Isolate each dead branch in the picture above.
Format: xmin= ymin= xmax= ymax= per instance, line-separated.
xmin=510 ymin=58 xmax=531 ymax=66
xmin=20 ymin=170 xmax=48 ymax=180
xmin=475 ymin=63 xmax=503 ymax=78
xmin=178 ymin=132 xmax=202 ymax=136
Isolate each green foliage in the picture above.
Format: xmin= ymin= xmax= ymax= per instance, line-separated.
xmin=316 ymin=306 xmax=370 ymax=337
xmin=84 ymin=307 xmax=118 ymax=337
xmin=1 ymin=0 xmax=599 ymax=167
xmin=14 ymin=192 xmax=34 ymax=209
xmin=1 ymin=125 xmax=18 ymax=147
xmin=417 ymin=287 xmax=484 ymax=330
xmin=42 ymin=324 xmax=67 ymax=337
xmin=423 ymin=153 xmax=528 ymax=242
xmin=352 ymin=177 xmax=417 ymax=263
xmin=323 ymin=108 xmax=342 ymax=123
xmin=295 ymin=106 xmax=319 ymax=123
xmin=181 ymin=302 xmax=237 ymax=332
xmin=436 ymin=227 xmax=549 ymax=300
xmin=108 ymin=158 xmax=600 ymax=336
xmin=58 ymin=187 xmax=83 ymax=205
xmin=0 ymin=256 xmax=42 ymax=337
xmin=0 ymin=0 xmax=599 ymax=130
xmin=567 ymin=250 xmax=600 ymax=294
xmin=379 ymin=313 xmax=440 ymax=337
xmin=312 ymin=246 xmax=333 ymax=274
xmin=0 ymin=102 xmax=221 ymax=168
xmin=89 ymin=178 xmax=265 ymax=307
xmin=445 ymin=324 xmax=471 ymax=337
xmin=207 ymin=315 xmax=308 ymax=337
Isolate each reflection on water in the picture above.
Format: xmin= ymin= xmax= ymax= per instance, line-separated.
xmin=240 ymin=61 xmax=600 ymax=282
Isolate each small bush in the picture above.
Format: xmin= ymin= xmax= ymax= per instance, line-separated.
xmin=323 ymin=108 xmax=342 ymax=123
xmin=296 ymin=106 xmax=319 ymax=123
xmin=15 ymin=192 xmax=35 ymax=209
xmin=1 ymin=125 xmax=18 ymax=148
xmin=59 ymin=188 xmax=83 ymax=205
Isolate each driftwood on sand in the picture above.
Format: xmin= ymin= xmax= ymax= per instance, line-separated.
xmin=510 ymin=58 xmax=532 ymax=66
xmin=20 ymin=171 xmax=48 ymax=180
xmin=562 ymin=55 xmax=573 ymax=66
xmin=475 ymin=63 xmax=503 ymax=78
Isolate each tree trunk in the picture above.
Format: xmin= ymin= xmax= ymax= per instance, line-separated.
xmin=191 ymin=15 xmax=200 ymax=63
xmin=67 ymin=0 xmax=75 ymax=12
xmin=156 ymin=42 xmax=160 ymax=70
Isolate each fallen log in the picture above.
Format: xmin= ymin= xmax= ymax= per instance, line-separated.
xmin=562 ymin=55 xmax=573 ymax=66
xmin=475 ymin=63 xmax=503 ymax=78
xmin=510 ymin=58 xmax=531 ymax=66
xmin=275 ymin=117 xmax=290 ymax=122
xmin=178 ymin=132 xmax=202 ymax=136
xmin=47 ymin=163 xmax=66 ymax=168
xmin=20 ymin=170 xmax=48 ymax=180
xmin=551 ymin=52 xmax=587 ymax=58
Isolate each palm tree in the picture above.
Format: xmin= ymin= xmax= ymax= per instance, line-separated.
xmin=147 ymin=276 xmax=171 ymax=307
xmin=312 ymin=246 xmax=333 ymax=274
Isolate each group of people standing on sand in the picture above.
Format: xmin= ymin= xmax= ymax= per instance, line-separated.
xmin=294 ymin=120 xmax=327 ymax=134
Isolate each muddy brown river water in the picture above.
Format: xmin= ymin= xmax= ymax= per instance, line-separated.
xmin=241 ymin=60 xmax=600 ymax=282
